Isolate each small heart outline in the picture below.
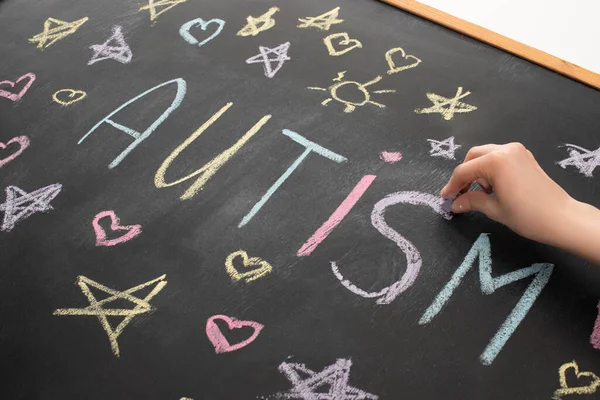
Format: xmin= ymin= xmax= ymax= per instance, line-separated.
xmin=205 ymin=314 xmax=263 ymax=354
xmin=385 ymin=47 xmax=421 ymax=75
xmin=0 ymin=136 xmax=30 ymax=168
xmin=0 ymin=73 xmax=36 ymax=102
xmin=323 ymin=32 xmax=363 ymax=56
xmin=52 ymin=89 xmax=87 ymax=106
xmin=553 ymin=360 xmax=600 ymax=399
xmin=92 ymin=210 xmax=142 ymax=247
xmin=225 ymin=250 xmax=272 ymax=283
xmin=179 ymin=18 xmax=225 ymax=47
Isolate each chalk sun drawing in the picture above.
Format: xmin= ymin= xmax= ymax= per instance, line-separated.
xmin=29 ymin=17 xmax=88 ymax=50
xmin=139 ymin=0 xmax=189 ymax=23
xmin=557 ymin=143 xmax=600 ymax=177
xmin=385 ymin=47 xmax=422 ymax=75
xmin=415 ymin=86 xmax=477 ymax=120
xmin=420 ymin=233 xmax=554 ymax=365
xmin=323 ymin=32 xmax=362 ymax=56
xmin=427 ymin=136 xmax=461 ymax=160
xmin=0 ymin=73 xmax=36 ymax=102
xmin=297 ymin=7 xmax=344 ymax=31
xmin=79 ymin=78 xmax=187 ymax=169
xmin=268 ymin=358 xmax=378 ymax=399
xmin=553 ymin=360 xmax=600 ymax=400
xmin=205 ymin=315 xmax=263 ymax=354
xmin=237 ymin=7 xmax=279 ymax=37
xmin=179 ymin=18 xmax=225 ymax=47
xmin=88 ymin=25 xmax=132 ymax=65
xmin=154 ymin=102 xmax=272 ymax=200
xmin=308 ymin=71 xmax=395 ymax=113
xmin=52 ymin=89 xmax=86 ymax=106
xmin=0 ymin=136 xmax=30 ymax=168
xmin=54 ymin=275 xmax=167 ymax=357
xmin=331 ymin=191 xmax=452 ymax=305
xmin=591 ymin=301 xmax=600 ymax=350
xmin=225 ymin=250 xmax=272 ymax=283
xmin=246 ymin=42 xmax=291 ymax=78
xmin=92 ymin=210 xmax=142 ymax=247
xmin=0 ymin=184 xmax=62 ymax=232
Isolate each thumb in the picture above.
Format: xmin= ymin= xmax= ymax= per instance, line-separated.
xmin=451 ymin=191 xmax=499 ymax=219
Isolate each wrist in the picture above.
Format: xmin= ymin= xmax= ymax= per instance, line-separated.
xmin=555 ymin=198 xmax=600 ymax=263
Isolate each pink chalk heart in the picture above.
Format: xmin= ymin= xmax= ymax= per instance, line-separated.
xmin=0 ymin=136 xmax=30 ymax=168
xmin=92 ymin=210 xmax=142 ymax=247
xmin=0 ymin=73 xmax=36 ymax=102
xmin=205 ymin=315 xmax=263 ymax=354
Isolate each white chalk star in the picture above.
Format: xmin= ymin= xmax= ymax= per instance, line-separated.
xmin=557 ymin=143 xmax=600 ymax=177
xmin=88 ymin=25 xmax=132 ymax=65
xmin=427 ymin=136 xmax=461 ymax=160
xmin=270 ymin=358 xmax=378 ymax=399
xmin=0 ymin=183 xmax=62 ymax=231
xmin=246 ymin=42 xmax=290 ymax=78
xmin=415 ymin=86 xmax=477 ymax=120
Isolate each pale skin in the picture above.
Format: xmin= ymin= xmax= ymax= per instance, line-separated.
xmin=441 ymin=142 xmax=600 ymax=264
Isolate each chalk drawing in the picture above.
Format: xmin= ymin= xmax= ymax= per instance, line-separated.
xmin=298 ymin=175 xmax=376 ymax=257
xmin=419 ymin=234 xmax=554 ymax=365
xmin=297 ymin=7 xmax=344 ymax=31
xmin=79 ymin=78 xmax=187 ymax=169
xmin=52 ymin=89 xmax=86 ymax=106
xmin=323 ymin=33 xmax=362 ymax=56
xmin=225 ymin=250 xmax=272 ymax=283
xmin=237 ymin=7 xmax=279 ymax=37
xmin=271 ymin=358 xmax=378 ymax=399
xmin=379 ymin=151 xmax=402 ymax=164
xmin=553 ymin=360 xmax=600 ymax=400
xmin=0 ymin=73 xmax=36 ymax=102
xmin=332 ymin=192 xmax=452 ymax=305
xmin=591 ymin=301 xmax=600 ymax=350
xmin=0 ymin=184 xmax=62 ymax=232
xmin=205 ymin=315 xmax=263 ymax=354
xmin=308 ymin=71 xmax=395 ymax=113
xmin=54 ymin=275 xmax=167 ymax=357
xmin=238 ymin=129 xmax=347 ymax=228
xmin=92 ymin=210 xmax=142 ymax=247
xmin=29 ymin=17 xmax=88 ymax=49
xmin=88 ymin=25 xmax=132 ymax=65
xmin=139 ymin=0 xmax=189 ymax=23
xmin=154 ymin=103 xmax=272 ymax=200
xmin=427 ymin=136 xmax=461 ymax=160
xmin=415 ymin=87 xmax=477 ymax=120
xmin=179 ymin=18 xmax=225 ymax=47
xmin=557 ymin=144 xmax=600 ymax=177
xmin=246 ymin=42 xmax=291 ymax=78
xmin=385 ymin=47 xmax=421 ymax=75
xmin=0 ymin=136 xmax=30 ymax=168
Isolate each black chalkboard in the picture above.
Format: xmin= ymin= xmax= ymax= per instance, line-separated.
xmin=1 ymin=0 xmax=600 ymax=399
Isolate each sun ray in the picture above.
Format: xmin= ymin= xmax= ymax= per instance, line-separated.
xmin=369 ymin=101 xmax=386 ymax=108
xmin=308 ymin=86 xmax=327 ymax=91
xmin=374 ymin=90 xmax=396 ymax=94
xmin=362 ymin=75 xmax=382 ymax=88
xmin=322 ymin=98 xmax=333 ymax=105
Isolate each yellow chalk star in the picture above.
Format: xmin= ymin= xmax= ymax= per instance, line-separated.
xmin=28 ymin=17 xmax=89 ymax=50
xmin=237 ymin=7 xmax=279 ymax=37
xmin=139 ymin=0 xmax=189 ymax=23
xmin=298 ymin=7 xmax=344 ymax=31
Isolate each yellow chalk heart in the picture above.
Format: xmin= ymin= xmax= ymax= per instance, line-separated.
xmin=323 ymin=32 xmax=362 ymax=56
xmin=52 ymin=89 xmax=87 ymax=106
xmin=553 ymin=360 xmax=600 ymax=400
xmin=225 ymin=250 xmax=272 ymax=283
xmin=385 ymin=47 xmax=421 ymax=75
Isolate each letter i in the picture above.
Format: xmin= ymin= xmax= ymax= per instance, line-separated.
xmin=297 ymin=174 xmax=376 ymax=257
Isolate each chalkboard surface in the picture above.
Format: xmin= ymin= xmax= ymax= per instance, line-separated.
xmin=1 ymin=0 xmax=600 ymax=399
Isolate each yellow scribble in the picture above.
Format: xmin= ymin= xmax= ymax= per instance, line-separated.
xmin=308 ymin=71 xmax=395 ymax=113
xmin=225 ymin=250 xmax=272 ymax=283
xmin=54 ymin=275 xmax=167 ymax=357
xmin=139 ymin=0 xmax=189 ymax=23
xmin=297 ymin=7 xmax=344 ymax=31
xmin=52 ymin=89 xmax=87 ymax=106
xmin=414 ymin=86 xmax=477 ymax=120
xmin=154 ymin=103 xmax=272 ymax=200
xmin=28 ymin=17 xmax=88 ymax=50
xmin=553 ymin=360 xmax=600 ymax=400
xmin=323 ymin=33 xmax=362 ymax=57
xmin=385 ymin=47 xmax=421 ymax=75
xmin=237 ymin=7 xmax=279 ymax=37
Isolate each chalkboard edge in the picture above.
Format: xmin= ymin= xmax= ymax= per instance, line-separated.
xmin=379 ymin=0 xmax=600 ymax=90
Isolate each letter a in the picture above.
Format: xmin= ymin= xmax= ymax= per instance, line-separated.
xmin=78 ymin=78 xmax=186 ymax=169
xmin=154 ymin=103 xmax=272 ymax=200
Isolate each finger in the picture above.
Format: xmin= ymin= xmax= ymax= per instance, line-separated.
xmin=441 ymin=153 xmax=495 ymax=198
xmin=463 ymin=144 xmax=501 ymax=163
xmin=476 ymin=178 xmax=493 ymax=193
xmin=451 ymin=191 xmax=500 ymax=220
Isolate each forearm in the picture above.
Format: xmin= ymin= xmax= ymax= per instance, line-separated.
xmin=554 ymin=199 xmax=600 ymax=264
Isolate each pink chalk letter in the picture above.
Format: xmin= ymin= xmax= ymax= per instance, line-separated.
xmin=592 ymin=301 xmax=600 ymax=350
xmin=0 ymin=73 xmax=36 ymax=102
xmin=92 ymin=210 xmax=142 ymax=247
xmin=0 ymin=136 xmax=30 ymax=168
xmin=205 ymin=315 xmax=263 ymax=354
xmin=379 ymin=151 xmax=402 ymax=164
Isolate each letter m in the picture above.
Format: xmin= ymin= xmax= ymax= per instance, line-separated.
xmin=418 ymin=233 xmax=553 ymax=365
